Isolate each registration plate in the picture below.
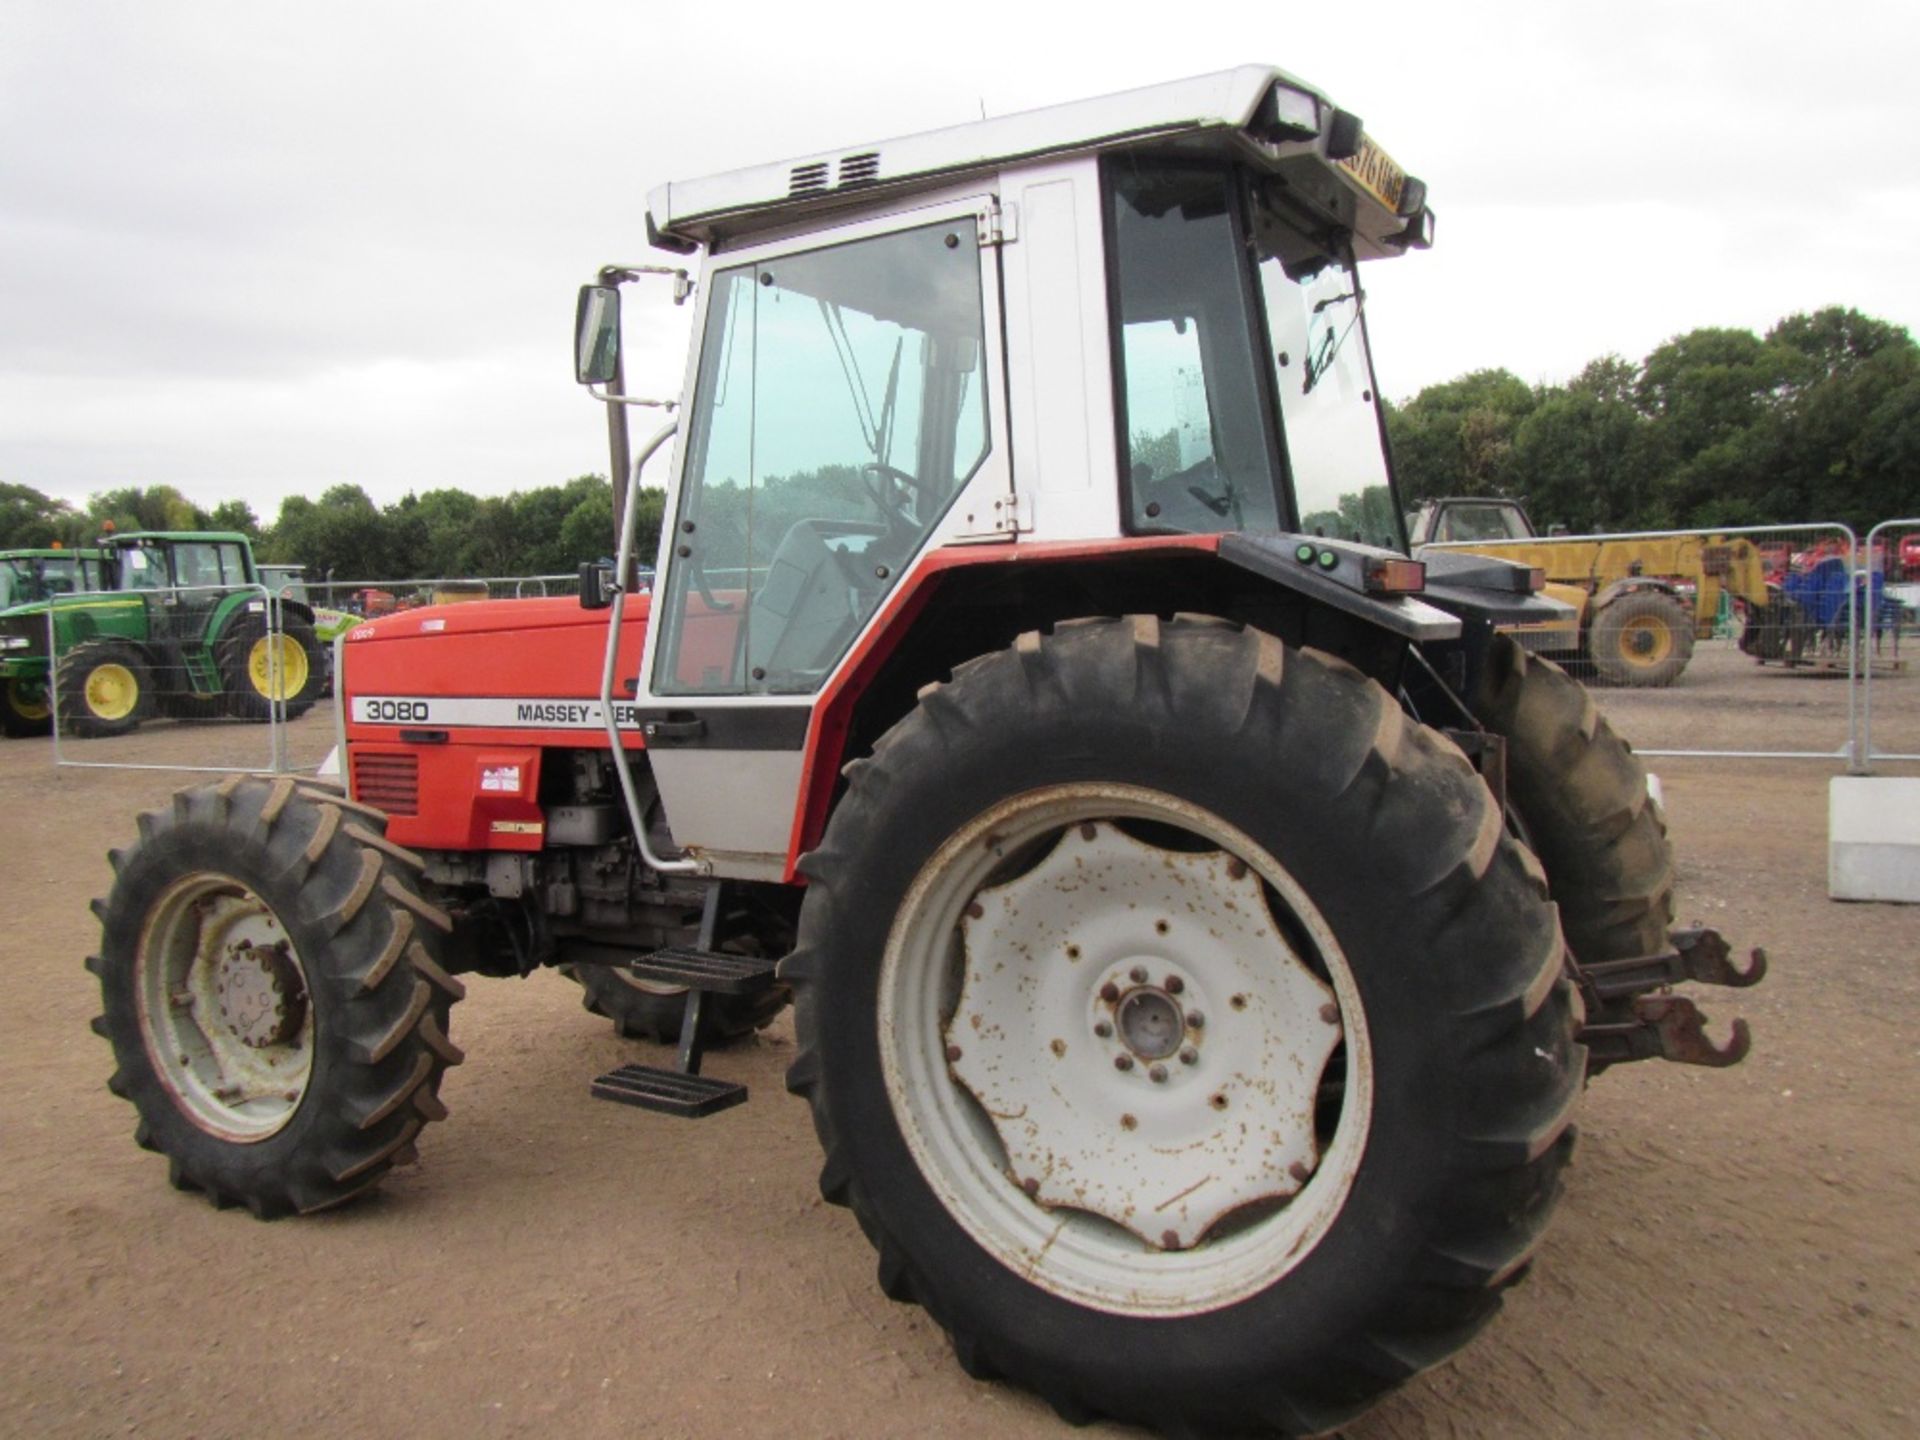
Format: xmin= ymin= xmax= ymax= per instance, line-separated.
xmin=1337 ymin=136 xmax=1407 ymax=214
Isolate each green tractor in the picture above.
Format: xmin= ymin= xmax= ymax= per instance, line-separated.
xmin=0 ymin=531 xmax=325 ymax=738
xmin=0 ymin=546 xmax=105 ymax=735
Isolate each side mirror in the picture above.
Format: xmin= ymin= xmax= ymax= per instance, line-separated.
xmin=578 ymin=559 xmax=615 ymax=610
xmin=574 ymin=285 xmax=621 ymax=385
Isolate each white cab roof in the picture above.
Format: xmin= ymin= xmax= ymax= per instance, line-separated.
xmin=647 ymin=65 xmax=1367 ymax=250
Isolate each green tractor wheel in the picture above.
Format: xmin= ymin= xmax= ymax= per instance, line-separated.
xmin=56 ymin=639 xmax=154 ymax=738
xmin=219 ymin=619 xmax=325 ymax=722
xmin=1 ymin=674 xmax=53 ymax=737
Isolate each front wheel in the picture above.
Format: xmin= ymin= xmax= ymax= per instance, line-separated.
xmin=89 ymin=777 xmax=466 ymax=1216
xmin=564 ymin=963 xmax=789 ymax=1043
xmin=1588 ymin=591 xmax=1694 ymax=687
xmin=56 ymin=638 xmax=153 ymax=737
xmin=1 ymin=673 xmax=53 ymax=737
xmin=785 ymin=617 xmax=1580 ymax=1435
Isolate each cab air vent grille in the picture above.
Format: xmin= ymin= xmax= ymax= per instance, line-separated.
xmin=837 ymin=152 xmax=881 ymax=188
xmin=788 ymin=162 xmax=830 ymax=196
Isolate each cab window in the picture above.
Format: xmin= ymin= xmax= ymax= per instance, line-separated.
xmin=1108 ymin=160 xmax=1282 ymax=535
xmin=173 ymin=544 xmax=223 ymax=589
xmin=119 ymin=546 xmax=167 ymax=590
xmin=657 ymin=219 xmax=990 ymax=696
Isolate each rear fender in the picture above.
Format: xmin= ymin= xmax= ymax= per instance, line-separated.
xmin=786 ymin=534 xmax=1465 ymax=876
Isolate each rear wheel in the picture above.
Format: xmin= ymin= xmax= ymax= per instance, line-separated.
xmin=786 ymin=617 xmax=1579 ymax=1435
xmin=220 ymin=618 xmax=324 ymax=722
xmin=1588 ymin=591 xmax=1693 ymax=687
xmin=56 ymin=638 xmax=152 ymax=737
xmin=1471 ymin=635 xmax=1673 ymax=967
xmin=89 ymin=777 xmax=465 ymax=1216
xmin=0 ymin=674 xmax=52 ymax=737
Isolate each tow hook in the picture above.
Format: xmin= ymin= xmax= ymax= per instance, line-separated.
xmin=1575 ymin=925 xmax=1767 ymax=1072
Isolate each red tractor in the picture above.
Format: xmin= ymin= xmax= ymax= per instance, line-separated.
xmin=85 ymin=67 xmax=1763 ymax=1436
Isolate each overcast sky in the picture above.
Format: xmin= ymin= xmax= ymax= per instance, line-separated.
xmin=4 ymin=0 xmax=1916 ymax=523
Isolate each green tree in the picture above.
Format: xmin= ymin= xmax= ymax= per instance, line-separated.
xmin=0 ymin=482 xmax=77 ymax=547
xmin=87 ymin=485 xmax=204 ymax=534
xmin=1385 ymin=369 xmax=1538 ymax=504
xmin=264 ymin=485 xmax=393 ymax=580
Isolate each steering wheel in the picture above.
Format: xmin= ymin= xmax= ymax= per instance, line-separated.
xmin=1142 ymin=456 xmax=1234 ymax=523
xmin=861 ymin=462 xmax=920 ymax=537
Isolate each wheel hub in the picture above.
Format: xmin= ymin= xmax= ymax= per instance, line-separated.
xmin=944 ymin=820 xmax=1343 ymax=1250
xmin=213 ymin=941 xmax=306 ymax=1048
xmin=136 ymin=878 xmax=314 ymax=1142
xmin=1114 ymin=985 xmax=1183 ymax=1061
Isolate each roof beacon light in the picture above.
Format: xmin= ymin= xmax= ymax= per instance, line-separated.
xmin=1364 ymin=557 xmax=1427 ymax=595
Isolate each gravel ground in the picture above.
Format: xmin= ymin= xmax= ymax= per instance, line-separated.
xmin=2 ymin=651 xmax=1916 ymax=1439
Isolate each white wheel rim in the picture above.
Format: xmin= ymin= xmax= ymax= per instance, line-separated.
xmin=134 ymin=873 xmax=314 ymax=1141
xmin=878 ymin=783 xmax=1372 ymax=1317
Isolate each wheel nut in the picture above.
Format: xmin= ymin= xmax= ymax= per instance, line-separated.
xmin=1164 ymin=976 xmax=1184 ymax=995
xmin=1114 ymin=1055 xmax=1134 ymax=1072
xmin=945 ymin=1044 xmax=962 ymax=1062
xmin=1187 ymin=1011 xmax=1205 ymax=1030
xmin=1099 ymin=982 xmax=1120 ymax=1003
xmin=1180 ymin=1047 xmax=1198 ymax=1065
xmin=1320 ymin=1003 xmax=1340 ymax=1024
xmin=1120 ymin=1113 xmax=1137 ymax=1131
xmin=1148 ymin=1063 xmax=1168 ymax=1083
xmin=1022 ymin=1176 xmax=1040 ymax=1197
xmin=1093 ymin=1021 xmax=1113 ymax=1039
xmin=1129 ymin=965 xmax=1148 ymax=984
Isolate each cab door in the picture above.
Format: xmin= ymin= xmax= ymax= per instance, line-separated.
xmin=635 ymin=196 xmax=1012 ymax=879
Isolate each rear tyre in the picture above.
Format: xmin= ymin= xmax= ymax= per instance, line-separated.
xmin=219 ymin=618 xmax=325 ymax=722
xmin=785 ymin=617 xmax=1580 ymax=1435
xmin=56 ymin=638 xmax=153 ymax=738
xmin=89 ymin=777 xmax=465 ymax=1217
xmin=1588 ymin=591 xmax=1693 ymax=687
xmin=1470 ymin=635 xmax=1674 ymax=968
xmin=0 ymin=674 xmax=53 ymax=737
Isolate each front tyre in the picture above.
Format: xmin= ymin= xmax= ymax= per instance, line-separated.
xmin=1588 ymin=591 xmax=1693 ymax=687
xmin=565 ymin=963 xmax=789 ymax=1044
xmin=0 ymin=673 xmax=53 ymax=737
xmin=785 ymin=617 xmax=1580 ymax=1435
xmin=56 ymin=638 xmax=153 ymax=738
xmin=89 ymin=777 xmax=466 ymax=1217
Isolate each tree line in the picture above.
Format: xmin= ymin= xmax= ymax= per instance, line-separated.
xmin=1384 ymin=306 xmax=1917 ymax=536
xmin=3 ymin=306 xmax=1911 ymax=577
xmin=0 ymin=476 xmax=663 ymax=584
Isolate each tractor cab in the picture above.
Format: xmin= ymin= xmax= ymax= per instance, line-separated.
xmin=575 ymin=65 xmax=1501 ymax=877
xmin=0 ymin=548 xmax=104 ymax=611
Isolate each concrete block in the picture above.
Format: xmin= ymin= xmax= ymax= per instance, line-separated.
xmin=1829 ymin=776 xmax=1920 ymax=903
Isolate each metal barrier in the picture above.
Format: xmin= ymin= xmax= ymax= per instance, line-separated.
xmin=1863 ymin=517 xmax=1920 ymax=767
xmin=1425 ymin=521 xmax=1871 ymax=763
xmin=44 ymin=582 xmax=303 ymax=775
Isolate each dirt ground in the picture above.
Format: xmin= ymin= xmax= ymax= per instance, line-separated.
xmin=2 ymin=651 xmax=1917 ymax=1439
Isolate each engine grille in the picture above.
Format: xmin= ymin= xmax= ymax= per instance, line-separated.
xmin=352 ymin=752 xmax=419 ymax=816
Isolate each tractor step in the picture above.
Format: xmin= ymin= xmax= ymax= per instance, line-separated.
xmin=590 ymin=1062 xmax=748 ymax=1118
xmin=623 ymin=946 xmax=778 ymax=994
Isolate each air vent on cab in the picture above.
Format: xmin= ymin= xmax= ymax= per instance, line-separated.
xmin=788 ymin=161 xmax=829 ymax=197
xmin=836 ymin=152 xmax=880 ymax=188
